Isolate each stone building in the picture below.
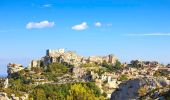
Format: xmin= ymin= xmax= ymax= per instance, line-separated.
xmin=87 ymin=54 xmax=117 ymax=65
xmin=102 ymin=54 xmax=118 ymax=65
xmin=29 ymin=60 xmax=41 ymax=68
xmin=46 ymin=49 xmax=65 ymax=57
xmin=88 ymin=56 xmax=103 ymax=64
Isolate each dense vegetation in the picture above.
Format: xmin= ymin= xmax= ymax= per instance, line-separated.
xmin=43 ymin=62 xmax=70 ymax=81
xmin=102 ymin=60 xmax=122 ymax=72
xmin=80 ymin=63 xmax=99 ymax=68
xmin=29 ymin=82 xmax=104 ymax=100
xmin=161 ymin=89 xmax=170 ymax=100
xmin=139 ymin=85 xmax=170 ymax=100
xmin=154 ymin=70 xmax=170 ymax=79
xmin=2 ymin=62 xmax=106 ymax=99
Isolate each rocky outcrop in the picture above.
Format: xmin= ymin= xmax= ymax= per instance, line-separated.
xmin=7 ymin=63 xmax=23 ymax=76
xmin=0 ymin=92 xmax=29 ymax=100
xmin=0 ymin=92 xmax=9 ymax=100
xmin=3 ymin=78 xmax=8 ymax=88
xmin=111 ymin=77 xmax=170 ymax=100
xmin=11 ymin=93 xmax=28 ymax=100
xmin=72 ymin=67 xmax=86 ymax=78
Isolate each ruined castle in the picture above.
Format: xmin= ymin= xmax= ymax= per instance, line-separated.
xmin=29 ymin=48 xmax=118 ymax=68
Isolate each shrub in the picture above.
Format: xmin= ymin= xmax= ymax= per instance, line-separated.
xmin=119 ymin=74 xmax=128 ymax=81
xmin=138 ymin=86 xmax=147 ymax=97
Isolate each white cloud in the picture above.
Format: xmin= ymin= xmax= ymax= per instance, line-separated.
xmin=71 ymin=22 xmax=88 ymax=30
xmin=42 ymin=4 xmax=52 ymax=8
xmin=94 ymin=22 xmax=102 ymax=27
xmin=125 ymin=33 xmax=170 ymax=36
xmin=26 ymin=20 xmax=54 ymax=29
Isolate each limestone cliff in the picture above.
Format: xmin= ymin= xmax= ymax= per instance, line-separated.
xmin=111 ymin=77 xmax=170 ymax=100
xmin=7 ymin=63 xmax=23 ymax=76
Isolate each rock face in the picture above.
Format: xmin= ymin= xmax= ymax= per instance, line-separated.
xmin=3 ymin=78 xmax=8 ymax=88
xmin=0 ymin=92 xmax=9 ymax=100
xmin=111 ymin=77 xmax=170 ymax=100
xmin=7 ymin=63 xmax=23 ymax=76
xmin=0 ymin=92 xmax=28 ymax=100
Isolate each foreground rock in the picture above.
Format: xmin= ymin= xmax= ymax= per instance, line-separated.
xmin=111 ymin=77 xmax=170 ymax=100
xmin=0 ymin=92 xmax=9 ymax=100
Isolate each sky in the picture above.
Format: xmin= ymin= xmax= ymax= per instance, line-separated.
xmin=0 ymin=0 xmax=170 ymax=75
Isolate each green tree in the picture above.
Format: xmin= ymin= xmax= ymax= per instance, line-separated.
xmin=34 ymin=88 xmax=46 ymax=100
xmin=10 ymin=79 xmax=22 ymax=91
xmin=102 ymin=60 xmax=114 ymax=72
xmin=47 ymin=62 xmax=68 ymax=74
xmin=69 ymin=84 xmax=96 ymax=100
xmin=44 ymin=62 xmax=69 ymax=81
xmin=114 ymin=60 xmax=121 ymax=69
xmin=85 ymin=82 xmax=101 ymax=97
xmin=29 ymin=83 xmax=104 ymax=100
xmin=102 ymin=60 xmax=109 ymax=67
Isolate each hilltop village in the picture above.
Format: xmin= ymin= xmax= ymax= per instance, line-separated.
xmin=0 ymin=49 xmax=170 ymax=100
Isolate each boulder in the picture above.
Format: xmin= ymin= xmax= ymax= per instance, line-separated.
xmin=111 ymin=77 xmax=170 ymax=100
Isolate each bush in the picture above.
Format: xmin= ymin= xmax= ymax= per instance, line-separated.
xmin=114 ymin=60 xmax=121 ymax=69
xmin=29 ymin=82 xmax=104 ymax=100
xmin=119 ymin=74 xmax=128 ymax=81
xmin=47 ymin=62 xmax=69 ymax=74
xmin=102 ymin=60 xmax=122 ymax=72
xmin=80 ymin=63 xmax=99 ymax=68
xmin=44 ymin=62 xmax=69 ymax=81
xmin=138 ymin=86 xmax=147 ymax=96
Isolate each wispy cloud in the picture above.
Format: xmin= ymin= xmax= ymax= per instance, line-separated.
xmin=42 ymin=4 xmax=52 ymax=8
xmin=31 ymin=3 xmax=52 ymax=8
xmin=26 ymin=20 xmax=54 ymax=29
xmin=125 ymin=33 xmax=170 ymax=36
xmin=72 ymin=22 xmax=88 ymax=30
xmin=94 ymin=22 xmax=102 ymax=27
xmin=106 ymin=23 xmax=112 ymax=26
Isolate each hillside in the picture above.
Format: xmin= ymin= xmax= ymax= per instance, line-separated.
xmin=0 ymin=49 xmax=169 ymax=100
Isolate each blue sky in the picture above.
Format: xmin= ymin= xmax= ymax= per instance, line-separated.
xmin=0 ymin=0 xmax=170 ymax=75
